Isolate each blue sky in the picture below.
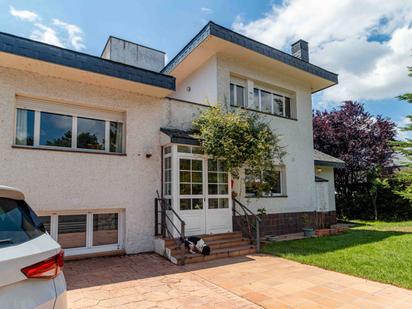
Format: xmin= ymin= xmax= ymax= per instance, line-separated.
xmin=1 ymin=0 xmax=411 ymax=139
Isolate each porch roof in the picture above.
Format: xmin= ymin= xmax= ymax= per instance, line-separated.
xmin=315 ymin=176 xmax=329 ymax=182
xmin=160 ymin=128 xmax=200 ymax=146
xmin=314 ymin=149 xmax=345 ymax=168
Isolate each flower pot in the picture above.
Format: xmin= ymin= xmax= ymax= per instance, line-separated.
xmin=303 ymin=228 xmax=315 ymax=237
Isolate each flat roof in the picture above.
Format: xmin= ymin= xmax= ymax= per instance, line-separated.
xmin=162 ymin=21 xmax=338 ymax=85
xmin=0 ymin=32 xmax=175 ymax=91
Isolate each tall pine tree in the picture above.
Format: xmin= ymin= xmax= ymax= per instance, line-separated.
xmin=392 ymin=66 xmax=412 ymax=201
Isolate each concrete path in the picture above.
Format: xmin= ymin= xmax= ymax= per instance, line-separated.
xmin=65 ymin=253 xmax=412 ymax=308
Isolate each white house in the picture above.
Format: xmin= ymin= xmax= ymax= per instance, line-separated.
xmin=0 ymin=22 xmax=343 ymax=259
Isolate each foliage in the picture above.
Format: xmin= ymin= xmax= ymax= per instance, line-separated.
xmin=193 ymin=105 xmax=285 ymax=181
xmin=392 ymin=65 xmax=412 ymax=201
xmin=367 ymin=166 xmax=389 ymax=221
xmin=257 ymin=208 xmax=267 ymax=217
xmin=313 ymin=101 xmax=398 ymax=219
xmin=263 ymin=221 xmax=412 ymax=289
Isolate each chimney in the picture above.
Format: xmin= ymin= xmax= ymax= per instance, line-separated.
xmin=291 ymin=40 xmax=309 ymax=62
xmin=101 ymin=37 xmax=165 ymax=72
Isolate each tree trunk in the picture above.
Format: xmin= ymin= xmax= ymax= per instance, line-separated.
xmin=372 ymin=194 xmax=378 ymax=221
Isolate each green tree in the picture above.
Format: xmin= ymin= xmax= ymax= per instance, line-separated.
xmin=392 ymin=66 xmax=412 ymax=201
xmin=367 ymin=166 xmax=389 ymax=220
xmin=193 ymin=105 xmax=285 ymax=186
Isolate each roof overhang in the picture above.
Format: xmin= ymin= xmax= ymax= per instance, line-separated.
xmin=314 ymin=160 xmax=345 ymax=168
xmin=314 ymin=149 xmax=345 ymax=168
xmin=0 ymin=32 xmax=175 ymax=97
xmin=163 ymin=22 xmax=338 ymax=93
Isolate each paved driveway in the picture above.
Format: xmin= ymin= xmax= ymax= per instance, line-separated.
xmin=65 ymin=254 xmax=412 ymax=309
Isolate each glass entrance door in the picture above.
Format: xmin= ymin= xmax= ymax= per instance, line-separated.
xmin=170 ymin=145 xmax=232 ymax=236
xmin=206 ymin=159 xmax=232 ymax=234
xmin=177 ymin=157 xmax=206 ymax=236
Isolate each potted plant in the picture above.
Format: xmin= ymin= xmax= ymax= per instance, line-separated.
xmin=302 ymin=214 xmax=315 ymax=237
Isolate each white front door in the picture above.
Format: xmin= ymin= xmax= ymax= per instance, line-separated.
xmin=176 ymin=154 xmax=231 ymax=236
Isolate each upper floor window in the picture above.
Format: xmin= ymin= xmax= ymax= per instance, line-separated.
xmin=230 ymin=83 xmax=245 ymax=108
xmin=252 ymin=88 xmax=292 ymax=118
xmin=245 ymin=167 xmax=286 ymax=197
xmin=15 ymin=97 xmax=125 ymax=154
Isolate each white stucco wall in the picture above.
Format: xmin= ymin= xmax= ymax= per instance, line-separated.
xmin=170 ymin=56 xmax=218 ymax=105
xmin=315 ymin=166 xmax=336 ymax=211
xmin=0 ymin=66 xmax=167 ymax=254
xmin=215 ymin=54 xmax=317 ymax=215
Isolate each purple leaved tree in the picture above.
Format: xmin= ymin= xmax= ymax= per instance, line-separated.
xmin=313 ymin=101 xmax=397 ymax=218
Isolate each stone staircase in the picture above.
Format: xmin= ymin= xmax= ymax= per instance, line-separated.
xmin=155 ymin=231 xmax=256 ymax=265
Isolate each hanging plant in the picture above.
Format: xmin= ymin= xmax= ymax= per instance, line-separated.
xmin=193 ymin=105 xmax=286 ymax=182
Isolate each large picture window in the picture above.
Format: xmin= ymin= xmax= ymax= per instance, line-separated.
xmin=77 ymin=117 xmax=105 ymax=150
xmin=245 ymin=167 xmax=286 ymax=197
xmin=15 ymin=104 xmax=124 ymax=154
xmin=40 ymin=112 xmax=72 ymax=147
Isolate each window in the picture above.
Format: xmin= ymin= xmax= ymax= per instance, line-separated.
xmin=36 ymin=211 xmax=123 ymax=253
xmin=230 ymin=83 xmax=245 ymax=107
xmin=245 ymin=167 xmax=285 ymax=197
xmin=15 ymin=107 xmax=124 ymax=154
xmin=15 ymin=109 xmax=35 ymax=146
xmin=110 ymin=122 xmax=123 ymax=153
xmin=93 ymin=213 xmax=118 ymax=246
xmin=58 ymin=215 xmax=87 ymax=249
xmin=40 ymin=112 xmax=72 ymax=147
xmin=251 ymin=88 xmax=293 ymax=118
xmin=177 ymin=145 xmax=203 ymax=154
xmin=208 ymin=159 xmax=229 ymax=209
xmin=77 ymin=117 xmax=105 ymax=150
xmin=164 ymin=156 xmax=172 ymax=196
xmin=179 ymin=158 xmax=204 ymax=210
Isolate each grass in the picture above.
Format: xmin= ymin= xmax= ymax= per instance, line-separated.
xmin=263 ymin=221 xmax=412 ymax=289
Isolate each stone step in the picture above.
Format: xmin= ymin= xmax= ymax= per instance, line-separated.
xmin=163 ymin=231 xmax=243 ymax=247
xmin=169 ymin=238 xmax=251 ymax=255
xmin=174 ymin=245 xmax=256 ymax=265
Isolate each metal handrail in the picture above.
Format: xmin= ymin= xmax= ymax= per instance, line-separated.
xmin=232 ymin=197 xmax=261 ymax=252
xmin=154 ymin=197 xmax=186 ymax=265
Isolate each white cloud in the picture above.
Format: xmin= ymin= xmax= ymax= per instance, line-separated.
xmin=30 ymin=23 xmax=63 ymax=47
xmin=232 ymin=0 xmax=412 ymax=107
xmin=201 ymin=7 xmax=213 ymax=14
xmin=53 ymin=19 xmax=85 ymax=51
xmin=9 ymin=6 xmax=38 ymax=22
xmin=396 ymin=116 xmax=412 ymax=141
xmin=9 ymin=7 xmax=85 ymax=51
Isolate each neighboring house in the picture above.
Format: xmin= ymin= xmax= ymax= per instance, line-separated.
xmin=0 ymin=21 xmax=341 ymax=258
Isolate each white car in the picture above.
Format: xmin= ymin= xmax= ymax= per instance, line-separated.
xmin=0 ymin=186 xmax=67 ymax=309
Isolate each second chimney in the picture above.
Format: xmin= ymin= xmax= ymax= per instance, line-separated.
xmin=291 ymin=40 xmax=309 ymax=62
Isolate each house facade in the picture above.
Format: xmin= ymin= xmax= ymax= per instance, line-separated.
xmin=0 ymin=22 xmax=341 ymax=258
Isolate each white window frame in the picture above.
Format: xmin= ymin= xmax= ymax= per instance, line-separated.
xmin=252 ymin=88 xmax=291 ymax=118
xmin=14 ymin=97 xmax=126 ymax=154
xmin=230 ymin=83 xmax=245 ymax=107
xmin=37 ymin=209 xmax=125 ymax=257
xmin=245 ymin=166 xmax=286 ymax=198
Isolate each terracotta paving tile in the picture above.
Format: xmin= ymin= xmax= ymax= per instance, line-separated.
xmin=65 ymin=253 xmax=412 ymax=309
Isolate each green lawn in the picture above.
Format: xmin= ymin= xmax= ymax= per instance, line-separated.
xmin=263 ymin=221 xmax=412 ymax=289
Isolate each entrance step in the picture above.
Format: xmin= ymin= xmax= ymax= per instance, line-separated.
xmin=156 ymin=231 xmax=256 ymax=265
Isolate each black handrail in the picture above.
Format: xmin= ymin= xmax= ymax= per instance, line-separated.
xmin=232 ymin=197 xmax=261 ymax=252
xmin=154 ymin=197 xmax=186 ymax=265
